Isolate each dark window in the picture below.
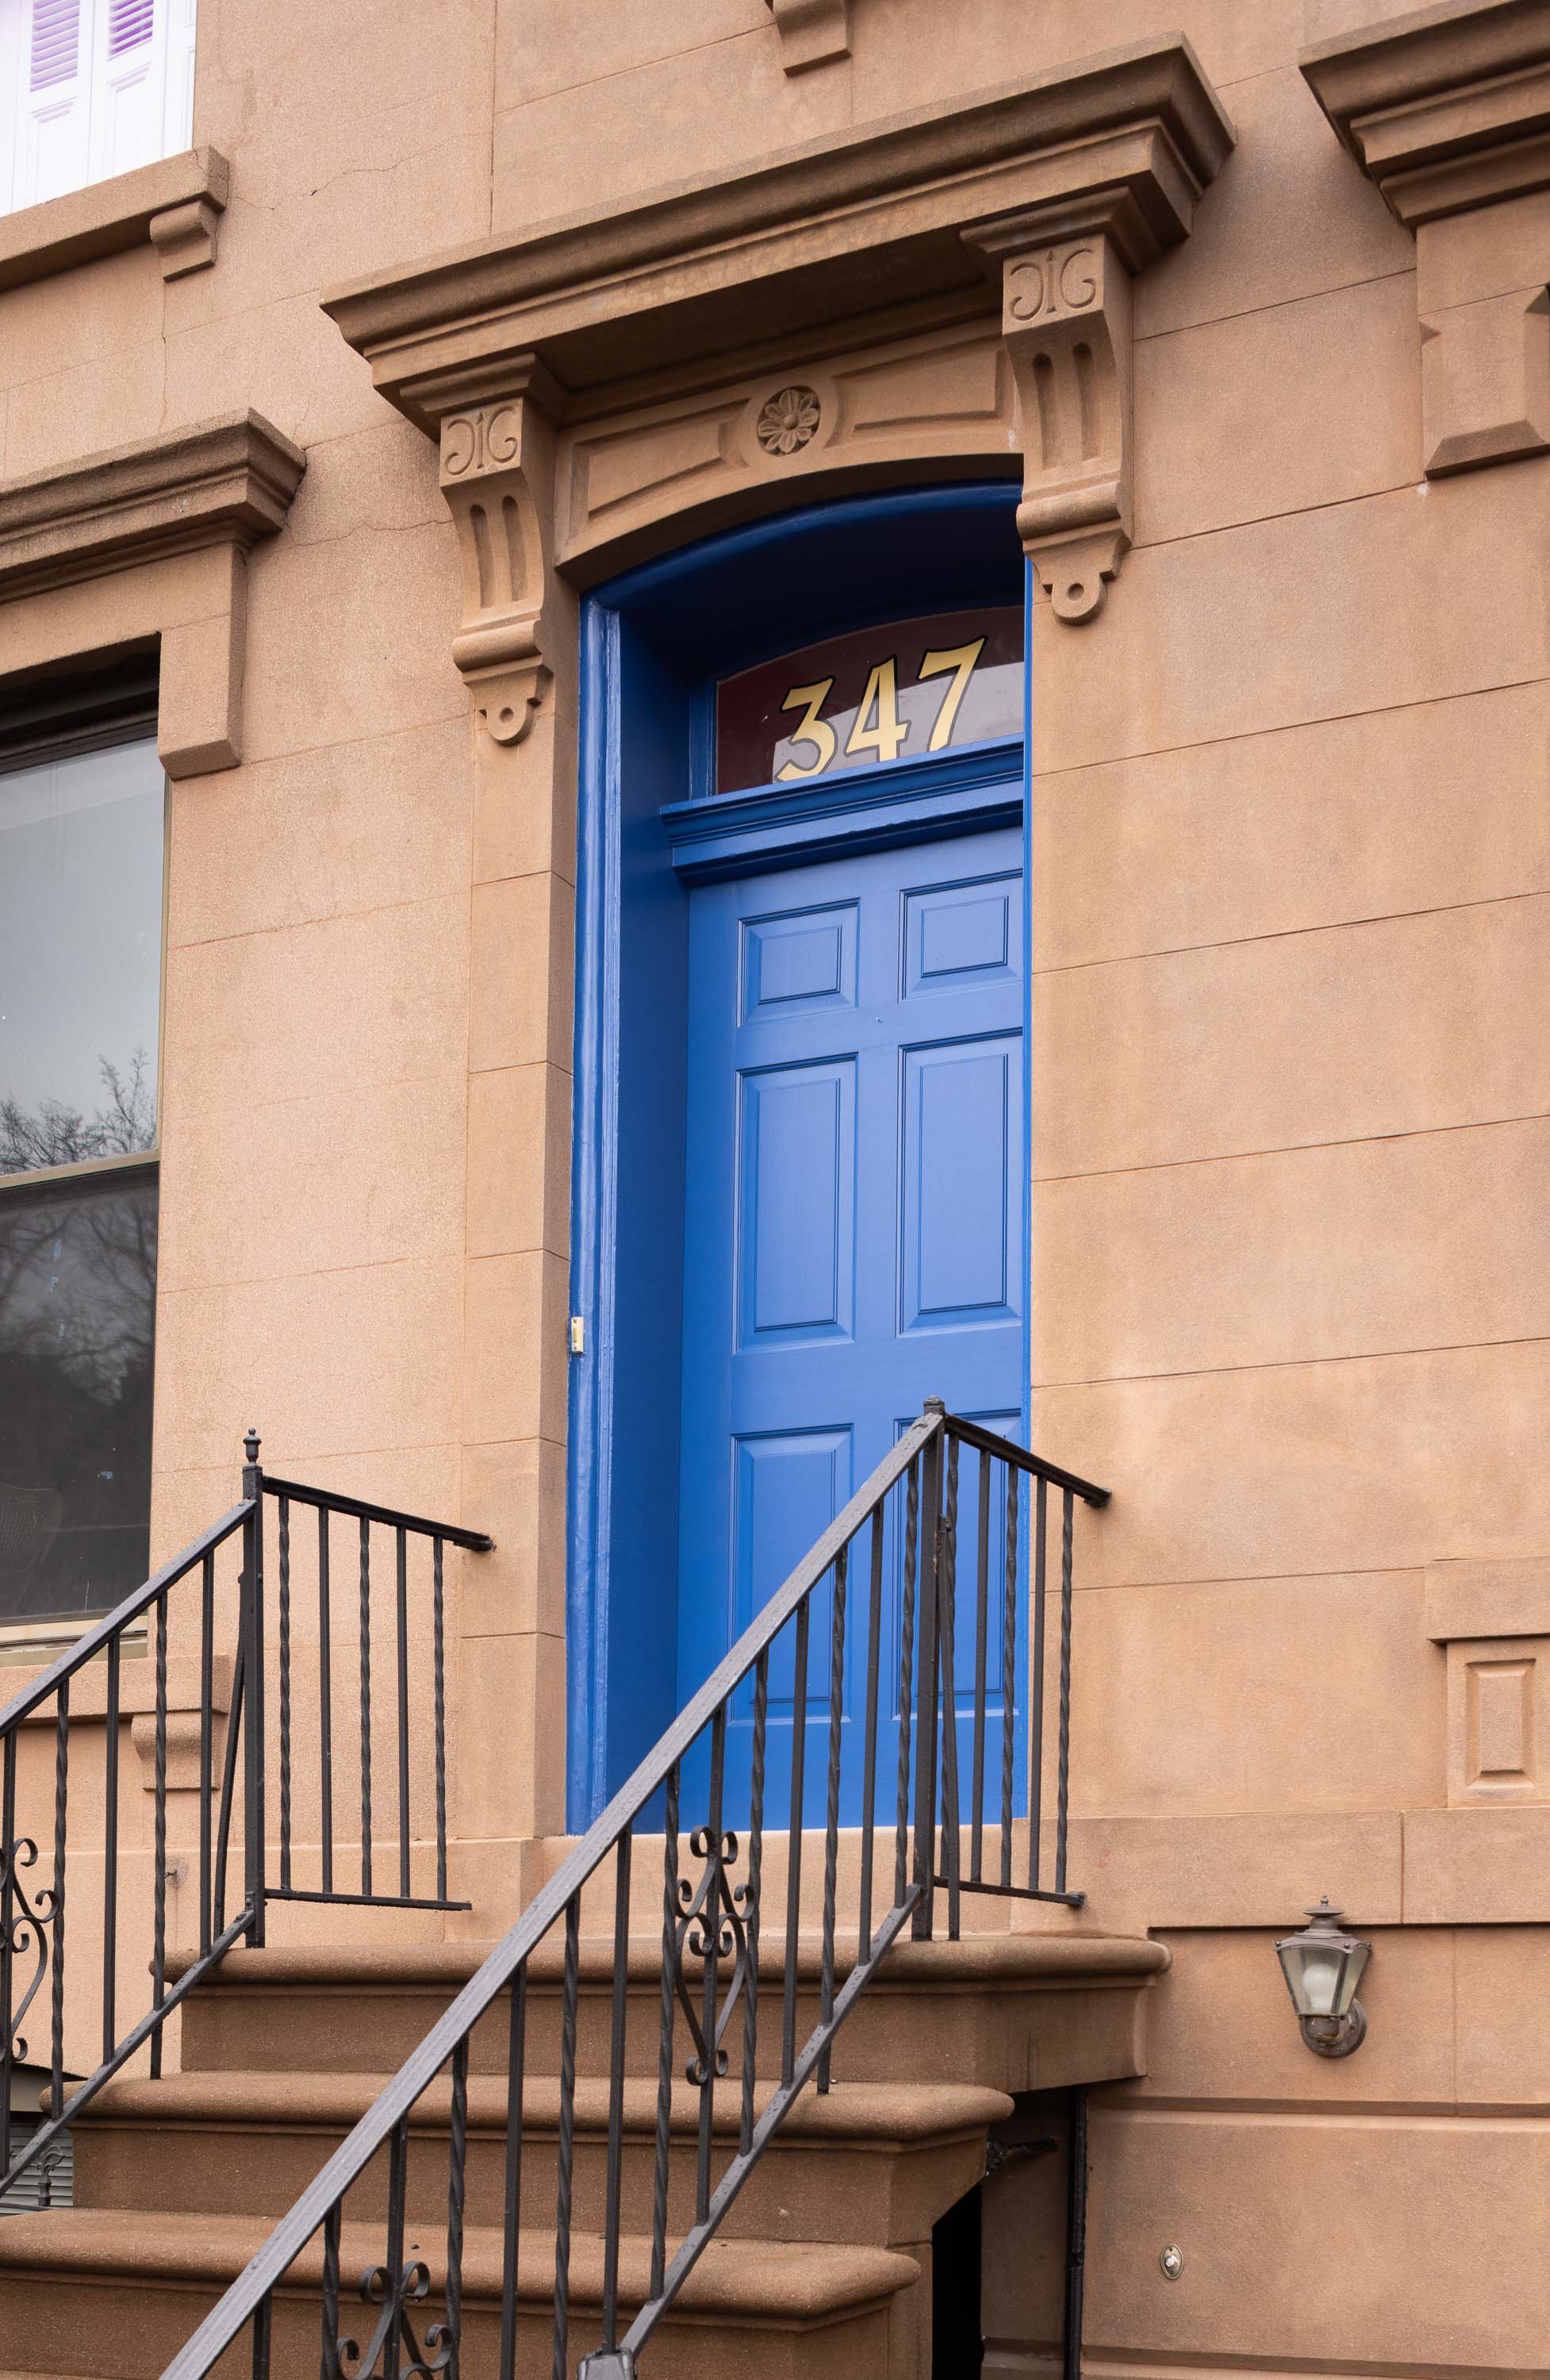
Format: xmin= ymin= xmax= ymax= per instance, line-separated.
xmin=0 ymin=710 xmax=163 ymax=1632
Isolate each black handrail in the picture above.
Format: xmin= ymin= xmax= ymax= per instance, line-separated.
xmin=0 ymin=1438 xmax=493 ymax=2201
xmin=160 ymin=1402 xmax=1107 ymax=2380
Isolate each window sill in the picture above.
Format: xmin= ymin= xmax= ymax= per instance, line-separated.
xmin=0 ymin=147 xmax=228 ymax=295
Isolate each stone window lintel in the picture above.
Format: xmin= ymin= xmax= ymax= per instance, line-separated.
xmin=1303 ymin=0 xmax=1550 ymax=478
xmin=0 ymin=411 xmax=305 ymax=777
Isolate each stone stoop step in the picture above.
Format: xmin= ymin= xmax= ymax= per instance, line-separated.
xmin=0 ymin=1929 xmax=1165 ymax=2378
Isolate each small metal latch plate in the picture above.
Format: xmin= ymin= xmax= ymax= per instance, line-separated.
xmin=569 ymin=1316 xmax=585 ymax=1355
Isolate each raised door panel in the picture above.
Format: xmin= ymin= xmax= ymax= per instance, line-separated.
xmin=736 ymin=1060 xmax=855 ymax=1347
xmin=900 ymin=1036 xmax=1020 ymax=1335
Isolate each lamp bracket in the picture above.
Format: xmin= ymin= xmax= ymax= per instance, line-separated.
xmin=1299 ymin=2002 xmax=1368 ymax=2059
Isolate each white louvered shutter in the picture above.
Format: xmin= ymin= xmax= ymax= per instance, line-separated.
xmin=13 ymin=0 xmax=91 ymax=210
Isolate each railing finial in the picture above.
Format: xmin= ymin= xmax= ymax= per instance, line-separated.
xmin=923 ymin=1394 xmax=946 ymax=1415
xmin=243 ymin=1427 xmax=261 ymax=1465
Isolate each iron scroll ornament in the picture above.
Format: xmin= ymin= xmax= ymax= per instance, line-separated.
xmin=0 ymin=1834 xmax=58 ymax=2064
xmin=672 ymin=1827 xmax=754 ymax=2086
xmin=338 ymin=2259 xmax=453 ymax=2380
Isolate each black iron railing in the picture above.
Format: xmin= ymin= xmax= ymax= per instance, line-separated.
xmin=160 ymin=1400 xmax=1106 ymax=2380
xmin=0 ymin=1435 xmax=490 ymax=2199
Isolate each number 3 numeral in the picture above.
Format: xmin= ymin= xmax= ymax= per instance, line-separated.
xmin=775 ymin=678 xmax=837 ymax=781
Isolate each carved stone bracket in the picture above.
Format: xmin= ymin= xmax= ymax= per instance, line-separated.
xmin=765 ymin=0 xmax=851 ymax=75
xmin=422 ymin=359 xmax=561 ymax=746
xmin=967 ymin=212 xmax=1134 ymax=622
xmin=1303 ymin=0 xmax=1550 ymax=478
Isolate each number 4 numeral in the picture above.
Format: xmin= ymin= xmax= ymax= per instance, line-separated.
xmin=845 ymin=657 xmax=907 ymax=766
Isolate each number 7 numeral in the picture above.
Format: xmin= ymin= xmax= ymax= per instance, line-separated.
xmin=918 ymin=638 xmax=987 ymax=750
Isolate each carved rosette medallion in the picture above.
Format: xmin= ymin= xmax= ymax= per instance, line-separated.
xmin=435 ymin=372 xmax=556 ymax=745
xmin=755 ymin=386 xmax=823 ymax=456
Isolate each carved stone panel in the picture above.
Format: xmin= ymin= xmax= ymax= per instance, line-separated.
xmin=554 ymin=329 xmax=1016 ymax=570
xmin=1427 ymin=1557 xmax=1550 ymax=1806
xmin=1421 ymin=287 xmax=1550 ymax=477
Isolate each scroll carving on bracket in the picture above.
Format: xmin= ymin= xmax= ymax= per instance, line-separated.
xmin=435 ymin=362 xmax=558 ymax=746
xmin=967 ymin=214 xmax=1133 ymax=624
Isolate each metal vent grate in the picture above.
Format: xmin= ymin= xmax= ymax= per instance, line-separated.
xmin=0 ymin=2121 xmax=72 ymax=2215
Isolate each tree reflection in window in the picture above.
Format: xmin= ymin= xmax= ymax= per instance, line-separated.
xmin=0 ymin=1161 xmax=157 ymax=1620
xmin=0 ymin=720 xmax=165 ymax=1629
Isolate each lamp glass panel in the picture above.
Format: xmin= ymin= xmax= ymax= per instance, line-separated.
xmin=1276 ymin=1938 xmax=1341 ymax=2017
xmin=1330 ymin=1937 xmax=1369 ymax=2017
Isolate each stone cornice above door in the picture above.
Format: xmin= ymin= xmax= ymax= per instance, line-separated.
xmin=322 ymin=35 xmax=1233 ymax=736
xmin=1303 ymin=0 xmax=1550 ymax=477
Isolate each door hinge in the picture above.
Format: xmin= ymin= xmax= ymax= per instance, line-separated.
xmin=569 ymin=1315 xmax=585 ymax=1356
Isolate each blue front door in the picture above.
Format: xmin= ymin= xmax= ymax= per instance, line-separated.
xmin=677 ymin=817 xmax=1026 ymax=1821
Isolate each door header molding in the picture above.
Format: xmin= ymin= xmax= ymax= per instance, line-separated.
xmin=321 ymin=36 xmax=1233 ymax=742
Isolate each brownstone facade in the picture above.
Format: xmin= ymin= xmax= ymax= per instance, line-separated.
xmin=3 ymin=0 xmax=1549 ymax=2372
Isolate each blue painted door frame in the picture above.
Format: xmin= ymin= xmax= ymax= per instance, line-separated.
xmin=567 ymin=483 xmax=1032 ymax=1829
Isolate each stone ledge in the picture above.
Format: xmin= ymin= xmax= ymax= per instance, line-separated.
xmin=0 ymin=147 xmax=229 ymax=294
xmin=1426 ymin=1555 xmax=1550 ymax=1641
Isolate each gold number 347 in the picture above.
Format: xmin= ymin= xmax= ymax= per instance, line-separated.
xmin=775 ymin=636 xmax=987 ymax=782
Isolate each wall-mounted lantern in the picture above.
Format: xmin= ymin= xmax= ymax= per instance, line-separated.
xmin=1275 ymin=1899 xmax=1371 ymax=2058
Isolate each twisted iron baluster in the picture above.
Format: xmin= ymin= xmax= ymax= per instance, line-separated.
xmin=151 ymin=1590 xmax=169 ymax=2077
xmin=1056 ymin=1488 xmax=1074 ymax=1895
xmin=49 ymin=1683 xmax=68 ymax=2121
xmin=893 ymin=1459 xmax=919 ymax=1910
xmin=1000 ymin=1467 xmax=1019 ymax=1889
xmin=817 ymin=1545 xmax=847 ymax=2093
xmin=553 ymin=1896 xmax=581 ymax=2380
xmin=938 ymin=1435 xmax=962 ymax=1940
xmin=739 ymin=1652 xmax=769 ymax=2157
xmin=444 ymin=2043 xmax=468 ymax=2380
xmin=278 ymin=1497 xmax=292 ymax=1894
xmin=359 ymin=1519 xmax=373 ymax=1898
xmin=650 ymin=1765 xmax=680 ymax=2302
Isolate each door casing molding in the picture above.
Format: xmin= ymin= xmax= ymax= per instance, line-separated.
xmin=566 ymin=481 xmax=1032 ymax=1826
